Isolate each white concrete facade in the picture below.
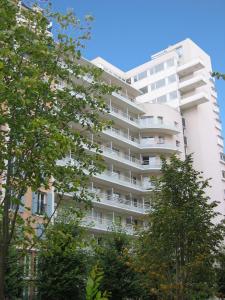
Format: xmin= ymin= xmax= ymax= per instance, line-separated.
xmin=68 ymin=38 xmax=225 ymax=234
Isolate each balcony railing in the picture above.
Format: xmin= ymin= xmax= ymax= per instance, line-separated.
xmin=109 ymin=106 xmax=179 ymax=132
xmin=90 ymin=191 xmax=147 ymax=213
xmin=82 ymin=216 xmax=134 ymax=234
xmin=100 ymin=145 xmax=162 ymax=170
xmin=104 ymin=128 xmax=180 ymax=152
xmin=95 ymin=170 xmax=154 ymax=191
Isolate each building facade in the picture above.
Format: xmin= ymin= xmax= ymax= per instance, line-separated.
xmin=66 ymin=38 xmax=225 ymax=235
xmin=21 ymin=39 xmax=225 ymax=236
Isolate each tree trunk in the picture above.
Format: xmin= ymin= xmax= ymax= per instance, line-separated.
xmin=0 ymin=243 xmax=6 ymax=299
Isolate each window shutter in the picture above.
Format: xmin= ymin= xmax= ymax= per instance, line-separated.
xmin=32 ymin=192 xmax=38 ymax=214
xmin=47 ymin=192 xmax=53 ymax=217
xmin=19 ymin=195 xmax=25 ymax=213
xmin=36 ymin=223 xmax=44 ymax=238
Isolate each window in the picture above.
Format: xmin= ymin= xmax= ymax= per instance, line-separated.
xmin=149 ymin=62 xmax=164 ymax=75
xmin=184 ymin=136 xmax=187 ymax=146
xmin=182 ymin=117 xmax=186 ymax=128
xmin=141 ymin=136 xmax=155 ymax=146
xmin=156 ymin=78 xmax=166 ymax=89
xmin=222 ymin=171 xmax=225 ymax=179
xmin=133 ymin=71 xmax=147 ymax=82
xmin=176 ymin=140 xmax=180 ymax=147
xmin=157 ymin=116 xmax=163 ymax=124
xmin=126 ymin=78 xmax=131 ymax=84
xmin=141 ymin=116 xmax=154 ymax=125
xmin=157 ymin=95 xmax=167 ymax=103
xmin=132 ymin=176 xmax=137 ymax=184
xmin=133 ymin=198 xmax=138 ymax=207
xmin=134 ymin=75 xmax=138 ymax=82
xmin=126 ymin=216 xmax=132 ymax=225
xmin=168 ymin=74 xmax=176 ymax=84
xmin=140 ymin=86 xmax=148 ymax=94
xmin=158 ymin=136 xmax=165 ymax=144
xmin=169 ymin=90 xmax=178 ymax=100
xmin=220 ymin=153 xmax=225 ymax=161
xmin=112 ymin=147 xmax=120 ymax=154
xmin=138 ymin=71 xmax=147 ymax=80
xmin=151 ymin=78 xmax=166 ymax=91
xmin=166 ymin=58 xmax=175 ymax=68
xmin=37 ymin=192 xmax=47 ymax=215
xmin=176 ymin=46 xmax=183 ymax=58
xmin=155 ymin=63 xmax=164 ymax=73
xmin=174 ymin=121 xmax=178 ymax=127
xmin=142 ymin=156 xmax=149 ymax=165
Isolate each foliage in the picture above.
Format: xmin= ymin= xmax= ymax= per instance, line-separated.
xmin=37 ymin=212 xmax=93 ymax=300
xmin=212 ymin=72 xmax=225 ymax=80
xmin=5 ymin=246 xmax=24 ymax=299
xmin=96 ymin=230 xmax=146 ymax=300
xmin=85 ymin=265 xmax=109 ymax=300
xmin=216 ymin=248 xmax=225 ymax=299
xmin=0 ymin=0 xmax=116 ymax=297
xmin=137 ymin=155 xmax=225 ymax=300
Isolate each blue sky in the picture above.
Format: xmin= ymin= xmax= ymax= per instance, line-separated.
xmin=51 ymin=0 xmax=225 ymax=138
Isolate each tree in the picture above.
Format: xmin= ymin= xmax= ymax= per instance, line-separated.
xmin=85 ymin=265 xmax=109 ymax=300
xmin=212 ymin=72 xmax=225 ymax=80
xmin=137 ymin=155 xmax=225 ymax=300
xmin=96 ymin=230 xmax=146 ymax=300
xmin=216 ymin=248 xmax=225 ymax=299
xmin=37 ymin=209 xmax=93 ymax=300
xmin=0 ymin=1 xmax=115 ymax=298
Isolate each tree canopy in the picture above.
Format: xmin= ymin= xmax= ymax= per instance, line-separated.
xmin=137 ymin=155 xmax=225 ymax=300
xmin=0 ymin=1 xmax=115 ymax=297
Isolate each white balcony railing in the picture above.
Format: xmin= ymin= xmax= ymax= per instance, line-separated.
xmin=109 ymin=106 xmax=179 ymax=133
xmin=90 ymin=191 xmax=147 ymax=213
xmin=95 ymin=170 xmax=154 ymax=191
xmin=82 ymin=216 xmax=135 ymax=234
xmin=104 ymin=128 xmax=179 ymax=152
xmin=100 ymin=145 xmax=162 ymax=170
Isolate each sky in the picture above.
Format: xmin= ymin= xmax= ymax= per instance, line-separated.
xmin=50 ymin=0 xmax=225 ymax=137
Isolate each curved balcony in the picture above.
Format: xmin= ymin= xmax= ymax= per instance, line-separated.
xmin=109 ymin=106 xmax=179 ymax=134
xmin=90 ymin=191 xmax=147 ymax=215
xmin=103 ymin=128 xmax=180 ymax=153
xmin=100 ymin=146 xmax=162 ymax=171
xmin=94 ymin=171 xmax=154 ymax=192
xmin=82 ymin=216 xmax=134 ymax=234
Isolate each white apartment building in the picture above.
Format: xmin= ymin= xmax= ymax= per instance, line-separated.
xmin=58 ymin=38 xmax=225 ymax=235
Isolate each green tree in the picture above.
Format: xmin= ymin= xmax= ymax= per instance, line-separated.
xmin=96 ymin=230 xmax=145 ymax=300
xmin=0 ymin=1 xmax=115 ymax=298
xmin=216 ymin=248 xmax=225 ymax=299
xmin=37 ymin=210 xmax=92 ymax=300
xmin=137 ymin=155 xmax=225 ymax=300
xmin=212 ymin=72 xmax=225 ymax=80
xmin=85 ymin=265 xmax=109 ymax=300
xmin=5 ymin=246 xmax=24 ymax=299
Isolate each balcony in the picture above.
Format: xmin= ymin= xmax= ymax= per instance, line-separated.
xmin=177 ymin=58 xmax=205 ymax=76
xmin=94 ymin=171 xmax=154 ymax=192
xmin=90 ymin=191 xmax=147 ymax=215
xmin=140 ymin=140 xmax=180 ymax=153
xmin=112 ymin=91 xmax=144 ymax=113
xmin=100 ymin=145 xmax=162 ymax=171
xmin=179 ymin=75 xmax=207 ymax=93
xmin=103 ymin=128 xmax=139 ymax=147
xmin=180 ymin=92 xmax=210 ymax=110
xmin=109 ymin=106 xmax=179 ymax=135
xmin=139 ymin=119 xmax=179 ymax=134
xmin=82 ymin=216 xmax=134 ymax=234
xmin=104 ymin=128 xmax=181 ymax=153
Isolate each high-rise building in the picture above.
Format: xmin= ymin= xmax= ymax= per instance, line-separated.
xmin=74 ymin=38 xmax=224 ymax=235
xmin=19 ymin=38 xmax=225 ymax=235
